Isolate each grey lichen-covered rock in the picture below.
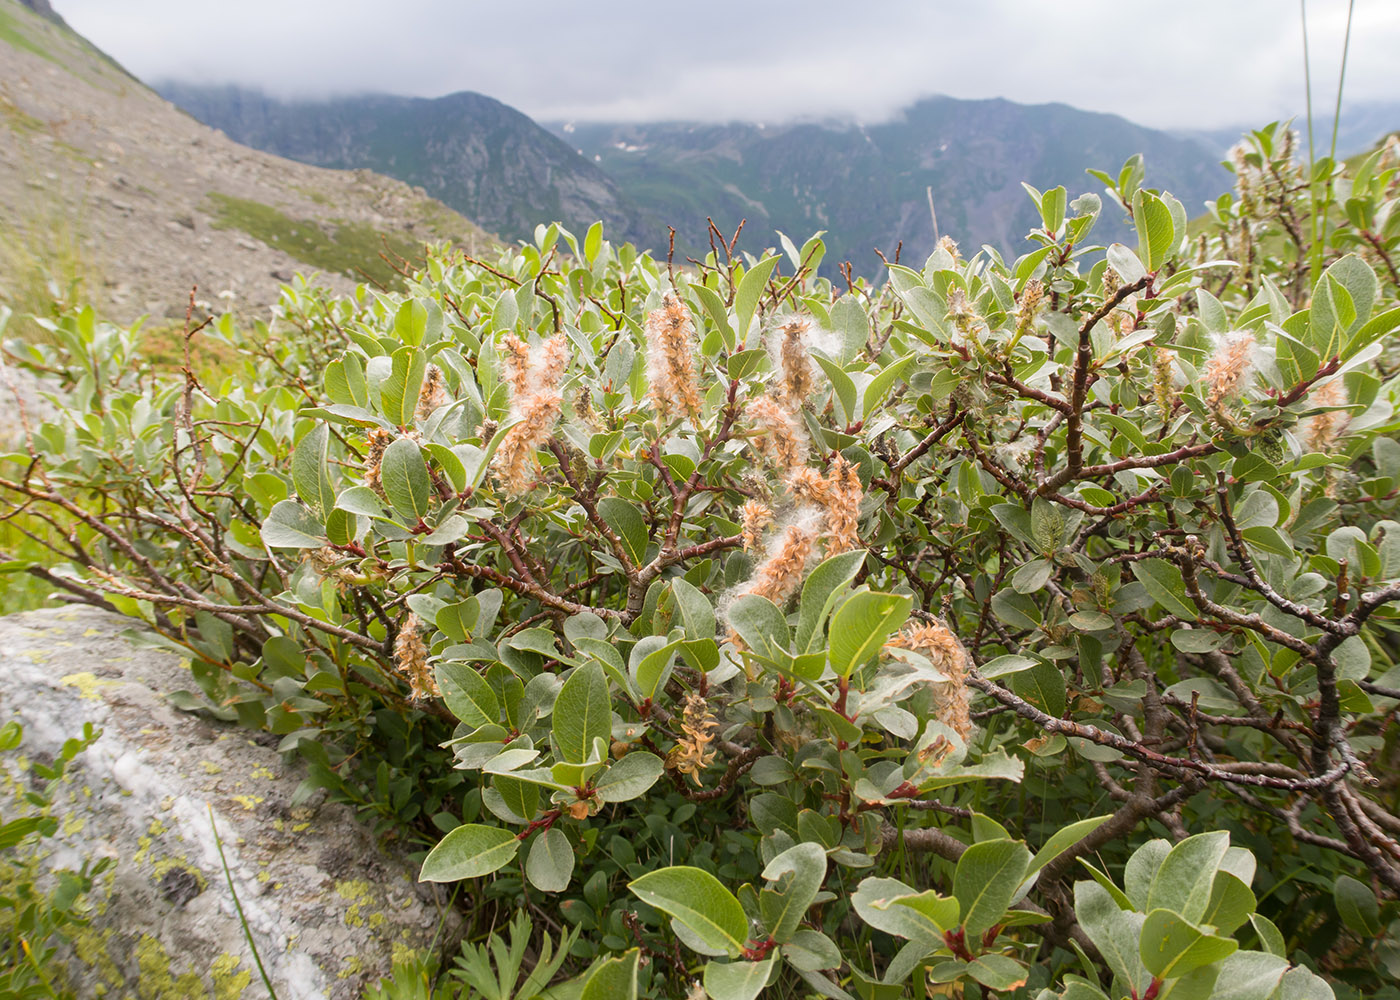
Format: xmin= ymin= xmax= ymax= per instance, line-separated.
xmin=0 ymin=606 xmax=457 ymax=999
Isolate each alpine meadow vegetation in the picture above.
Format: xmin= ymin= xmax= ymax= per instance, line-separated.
xmin=5 ymin=124 xmax=1400 ymax=999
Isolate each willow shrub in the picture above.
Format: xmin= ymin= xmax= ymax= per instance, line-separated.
xmin=4 ymin=128 xmax=1400 ymax=999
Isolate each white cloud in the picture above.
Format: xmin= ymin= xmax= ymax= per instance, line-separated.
xmin=55 ymin=0 xmax=1398 ymax=130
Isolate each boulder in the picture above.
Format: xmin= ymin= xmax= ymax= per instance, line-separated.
xmin=0 ymin=606 xmax=457 ymax=999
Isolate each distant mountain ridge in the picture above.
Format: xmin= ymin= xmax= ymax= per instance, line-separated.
xmin=162 ymin=84 xmax=1234 ymax=274
xmin=158 ymin=83 xmax=645 ymax=249
xmin=551 ymin=98 xmax=1231 ymax=272
xmin=1174 ymin=100 xmax=1400 ymax=160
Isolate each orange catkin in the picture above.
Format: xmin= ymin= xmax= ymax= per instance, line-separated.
xmin=1302 ymin=379 xmax=1350 ymax=453
xmin=822 ymin=456 xmax=863 ymax=554
xmin=776 ymin=319 xmax=817 ymax=408
xmin=501 ymin=333 xmax=534 ymax=398
xmin=364 ymin=427 xmax=395 ymax=500
xmin=784 ymin=457 xmax=862 ymax=555
xmin=644 ymin=293 xmax=703 ymax=419
xmin=1204 ymin=331 xmax=1256 ymax=407
xmin=747 ymin=395 xmax=809 ymax=471
xmin=886 ymin=620 xmax=972 ymax=741
xmin=416 ymin=365 xmax=447 ymax=420
xmin=744 ymin=519 xmax=818 ymax=607
xmin=492 ymin=334 xmax=569 ymax=495
xmin=394 ymin=614 xmax=439 ymax=701
xmin=739 ymin=499 xmax=775 ymax=552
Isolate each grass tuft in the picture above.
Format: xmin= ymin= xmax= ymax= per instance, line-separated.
xmin=204 ymin=192 xmax=427 ymax=291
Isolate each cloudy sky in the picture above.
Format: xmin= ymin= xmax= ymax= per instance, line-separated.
xmin=57 ymin=0 xmax=1397 ymax=131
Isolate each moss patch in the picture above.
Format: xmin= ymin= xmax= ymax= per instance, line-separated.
xmin=204 ymin=192 xmax=427 ymax=290
xmin=0 ymin=4 xmax=57 ymax=66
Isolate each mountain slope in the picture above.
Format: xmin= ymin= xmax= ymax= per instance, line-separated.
xmin=554 ymin=98 xmax=1232 ymax=272
xmin=0 ymin=0 xmax=488 ymax=322
xmin=1176 ymin=100 xmax=1400 ymax=159
xmin=158 ymin=83 xmax=646 ymax=250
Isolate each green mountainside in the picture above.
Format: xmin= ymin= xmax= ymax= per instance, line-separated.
xmin=158 ymin=83 xmax=646 ymax=250
xmin=161 ymin=84 xmax=1232 ymax=273
xmin=552 ymin=98 xmax=1232 ymax=272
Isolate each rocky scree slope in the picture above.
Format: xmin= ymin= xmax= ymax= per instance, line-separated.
xmin=0 ymin=0 xmax=490 ymax=323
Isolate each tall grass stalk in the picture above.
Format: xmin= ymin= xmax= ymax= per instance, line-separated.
xmin=1301 ymin=0 xmax=1358 ymax=284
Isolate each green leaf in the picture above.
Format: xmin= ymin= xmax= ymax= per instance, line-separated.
xmin=1057 ymin=980 xmax=1112 ymax=1000
xmin=953 ymin=839 xmax=1031 ymax=936
xmin=394 ymin=298 xmax=429 ymax=346
xmin=1075 ymin=880 xmax=1149 ymax=996
xmin=887 ymin=890 xmax=961 ymax=935
xmin=335 ymin=486 xmax=387 ymax=518
xmin=629 ymin=866 xmax=749 ymax=958
xmin=862 ymin=354 xmax=916 ymax=419
xmin=580 ymin=949 xmax=639 ymax=1000
xmin=1310 ymin=273 xmax=1355 ymax=361
xmin=1131 ymin=559 xmax=1198 ymax=620
xmin=980 ymin=654 xmax=1038 ymax=679
xmin=830 ymin=294 xmax=870 ymax=362
xmin=1010 ymin=659 xmax=1067 ymax=716
xmin=1321 ymin=253 xmax=1377 ymax=336
xmin=735 ymin=255 xmax=781 ymax=338
xmin=795 ymin=550 xmax=867 ymax=653
xmin=915 ymin=750 xmax=1025 ymax=791
xmin=1333 ymin=874 xmax=1382 ymax=937
xmin=552 ymin=662 xmax=611 ymax=765
xmin=1147 ymin=831 xmax=1231 ymax=924
xmin=324 ymin=352 xmax=369 ymax=407
xmin=526 ymin=827 xmax=574 ymax=892
xmin=380 ymin=437 xmax=432 ymax=522
xmin=828 ymin=592 xmax=913 ymax=678
xmin=584 ymin=221 xmax=604 ymax=264
xmin=1132 ymin=189 xmax=1175 ymax=272
xmin=759 ymin=842 xmax=828 ymax=942
xmin=292 ymin=423 xmax=336 ymax=519
xmin=1272 ymin=966 xmax=1336 ymax=1000
xmin=261 ymin=500 xmax=326 ymax=549
xmin=692 ymin=283 xmax=735 ymax=351
xmin=852 ymin=876 xmax=943 ymax=947
xmin=1107 ymin=242 xmax=1147 ymax=284
xmin=381 ymin=345 xmax=428 ymax=427
xmin=1249 ymin=914 xmax=1286 ymax=957
xmin=1124 ymin=839 xmax=1171 ymax=909
xmin=1030 ymin=496 xmax=1065 ymax=554
xmin=419 ymin=823 xmax=519 ymax=881
xmin=1139 ymin=908 xmax=1237 ymax=978
xmin=324 ymin=507 xmax=356 ymax=546
xmin=1202 ymin=872 xmax=1255 ymax=935
xmin=727 ymin=594 xmax=790 ymax=657
xmin=1027 ymin=815 xmax=1113 ymax=875
xmin=436 ymin=662 xmax=499 ymax=728
xmin=596 ymin=752 xmax=664 ymax=803
xmin=813 ymin=354 xmax=858 ymax=426
xmin=422 ymin=514 xmax=469 ymax=546
xmin=1040 ymin=185 xmax=1067 ymax=233
xmin=703 ymin=956 xmax=776 ymax=1000
xmin=780 ymin=929 xmax=842 ymax=973
xmin=671 ymin=578 xmax=716 ymax=642
xmin=596 ymin=497 xmax=648 ymax=565
xmin=965 ymin=954 xmax=1029 ymax=991
xmin=1210 ymin=950 xmax=1289 ymax=1000
xmin=630 ymin=636 xmax=683 ymax=701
